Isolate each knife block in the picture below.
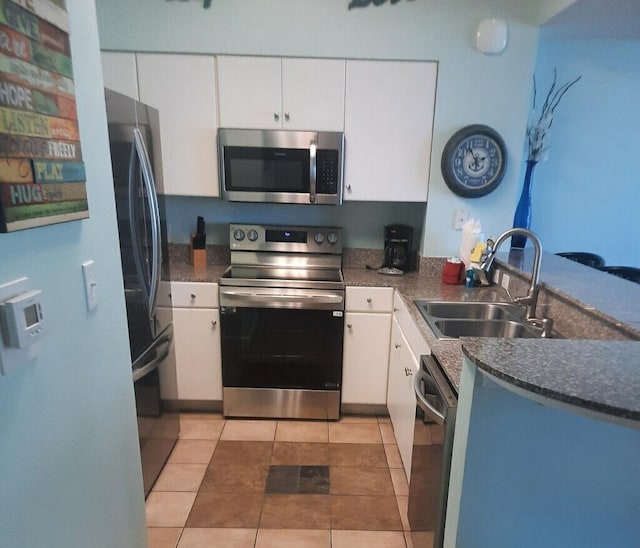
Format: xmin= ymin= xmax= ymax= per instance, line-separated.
xmin=190 ymin=234 xmax=207 ymax=270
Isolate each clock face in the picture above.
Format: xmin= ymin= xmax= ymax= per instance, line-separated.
xmin=441 ymin=125 xmax=507 ymax=198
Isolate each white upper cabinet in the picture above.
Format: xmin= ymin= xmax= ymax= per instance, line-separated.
xmin=136 ymin=54 xmax=219 ymax=197
xmin=101 ymin=51 xmax=139 ymax=99
xmin=344 ymin=60 xmax=437 ymax=202
xmin=217 ymin=56 xmax=281 ymax=129
xmin=217 ymin=56 xmax=346 ymax=131
xmin=281 ymin=58 xmax=345 ymax=131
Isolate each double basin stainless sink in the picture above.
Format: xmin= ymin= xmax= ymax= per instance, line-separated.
xmin=415 ymin=301 xmax=554 ymax=340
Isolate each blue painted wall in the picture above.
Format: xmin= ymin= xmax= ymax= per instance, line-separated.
xmin=530 ymin=36 xmax=640 ymax=266
xmin=164 ymin=196 xmax=426 ymax=249
xmin=0 ymin=1 xmax=146 ymax=545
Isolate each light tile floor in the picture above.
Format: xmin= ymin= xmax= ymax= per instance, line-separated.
xmin=146 ymin=413 xmax=416 ymax=548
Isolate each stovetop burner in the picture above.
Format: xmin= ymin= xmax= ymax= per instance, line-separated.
xmin=220 ymin=265 xmax=344 ymax=290
xmin=221 ymin=224 xmax=344 ymax=291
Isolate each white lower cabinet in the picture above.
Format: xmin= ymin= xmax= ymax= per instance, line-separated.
xmin=387 ymin=316 xmax=419 ymax=479
xmin=342 ymin=287 xmax=394 ymax=406
xmin=342 ymin=312 xmax=392 ymax=405
xmin=387 ymin=291 xmax=431 ymax=481
xmin=160 ymin=282 xmax=222 ymax=402
xmin=172 ymin=307 xmax=222 ymax=401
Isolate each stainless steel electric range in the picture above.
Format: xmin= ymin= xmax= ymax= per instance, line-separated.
xmin=219 ymin=224 xmax=345 ymax=420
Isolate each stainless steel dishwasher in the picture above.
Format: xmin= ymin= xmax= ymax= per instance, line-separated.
xmin=408 ymin=354 xmax=458 ymax=548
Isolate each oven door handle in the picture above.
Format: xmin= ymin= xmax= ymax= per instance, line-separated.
xmin=414 ymin=368 xmax=446 ymax=424
xmin=221 ymin=289 xmax=344 ymax=306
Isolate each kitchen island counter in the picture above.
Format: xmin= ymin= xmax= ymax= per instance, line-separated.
xmin=462 ymin=337 xmax=640 ymax=424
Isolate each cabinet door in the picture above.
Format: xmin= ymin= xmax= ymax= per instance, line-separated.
xmin=387 ymin=317 xmax=418 ymax=479
xmin=281 ymin=58 xmax=345 ymax=131
xmin=101 ymin=52 xmax=138 ymax=99
xmin=342 ymin=312 xmax=392 ymax=405
xmin=344 ymin=60 xmax=437 ymax=201
xmin=217 ymin=56 xmax=282 ymax=129
xmin=172 ymin=308 xmax=222 ymax=401
xmin=137 ymin=54 xmax=219 ymax=197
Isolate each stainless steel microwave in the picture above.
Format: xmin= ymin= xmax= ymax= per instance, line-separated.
xmin=218 ymin=128 xmax=344 ymax=205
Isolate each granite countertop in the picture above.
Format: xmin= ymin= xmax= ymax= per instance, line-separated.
xmin=345 ymin=260 xmax=640 ymax=423
xmin=168 ymin=247 xmax=640 ymax=422
xmin=344 ymin=264 xmax=521 ymax=391
xmin=461 ymin=338 xmax=640 ymax=423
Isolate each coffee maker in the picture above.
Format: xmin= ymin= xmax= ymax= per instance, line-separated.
xmin=382 ymin=224 xmax=415 ymax=273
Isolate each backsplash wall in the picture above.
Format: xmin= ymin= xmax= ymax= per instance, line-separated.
xmin=163 ymin=195 xmax=426 ymax=250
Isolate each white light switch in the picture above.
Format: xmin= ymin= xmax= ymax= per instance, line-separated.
xmin=82 ymin=261 xmax=98 ymax=311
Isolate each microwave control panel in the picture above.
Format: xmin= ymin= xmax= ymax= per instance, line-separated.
xmin=316 ymin=150 xmax=339 ymax=194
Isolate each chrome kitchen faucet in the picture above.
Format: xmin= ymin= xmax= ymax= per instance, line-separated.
xmin=479 ymin=228 xmax=554 ymax=337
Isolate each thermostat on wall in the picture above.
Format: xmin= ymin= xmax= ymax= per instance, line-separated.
xmin=0 ymin=289 xmax=46 ymax=349
xmin=0 ymin=277 xmax=45 ymax=375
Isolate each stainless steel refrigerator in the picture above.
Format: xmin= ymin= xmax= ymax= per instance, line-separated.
xmin=104 ymin=88 xmax=179 ymax=498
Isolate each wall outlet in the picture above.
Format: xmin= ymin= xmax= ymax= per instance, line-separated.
xmin=453 ymin=209 xmax=469 ymax=230
xmin=501 ymin=273 xmax=511 ymax=291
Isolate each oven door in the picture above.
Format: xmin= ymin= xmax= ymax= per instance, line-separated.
xmin=221 ymin=144 xmax=311 ymax=200
xmin=219 ymin=286 xmax=344 ymax=419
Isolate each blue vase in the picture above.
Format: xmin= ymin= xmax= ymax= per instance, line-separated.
xmin=511 ymin=160 xmax=537 ymax=249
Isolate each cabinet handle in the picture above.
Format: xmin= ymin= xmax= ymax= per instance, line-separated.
xmin=190 ymin=293 xmax=196 ymax=299
xmin=405 ymin=367 xmax=413 ymax=376
xmin=284 ymin=112 xmax=290 ymax=121
xmin=211 ymin=320 xmax=217 ymax=327
xmin=347 ymin=323 xmax=353 ymax=329
xmin=395 ymin=343 xmax=401 ymax=349
xmin=393 ymin=307 xmax=399 ymax=312
xmin=274 ymin=111 xmax=280 ymax=121
xmin=346 ymin=184 xmax=352 ymax=192
xmin=366 ymin=298 xmax=372 ymax=304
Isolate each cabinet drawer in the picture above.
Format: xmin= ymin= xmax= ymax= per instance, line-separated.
xmin=165 ymin=282 xmax=219 ymax=308
xmin=393 ymin=290 xmax=430 ymax=357
xmin=345 ymin=286 xmax=394 ymax=312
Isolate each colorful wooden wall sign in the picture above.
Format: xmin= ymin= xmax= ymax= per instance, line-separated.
xmin=0 ymin=0 xmax=88 ymax=232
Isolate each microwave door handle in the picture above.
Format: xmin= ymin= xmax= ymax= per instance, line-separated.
xmin=309 ymin=139 xmax=317 ymax=203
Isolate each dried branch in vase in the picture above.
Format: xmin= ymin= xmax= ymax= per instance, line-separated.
xmin=527 ymin=69 xmax=581 ymax=162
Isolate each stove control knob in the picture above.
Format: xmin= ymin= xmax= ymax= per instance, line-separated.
xmin=327 ymin=232 xmax=339 ymax=245
xmin=314 ymin=232 xmax=325 ymax=244
xmin=233 ymin=229 xmax=245 ymax=241
xmin=247 ymin=229 xmax=259 ymax=242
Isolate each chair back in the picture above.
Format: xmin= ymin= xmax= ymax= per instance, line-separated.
xmin=556 ymin=252 xmax=605 ymax=269
xmin=599 ymin=266 xmax=640 ymax=284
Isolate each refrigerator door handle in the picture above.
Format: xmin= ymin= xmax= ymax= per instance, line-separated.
xmin=132 ymin=127 xmax=162 ymax=318
xmin=132 ymin=323 xmax=173 ymax=382
xmin=128 ymin=136 xmax=149 ymax=306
